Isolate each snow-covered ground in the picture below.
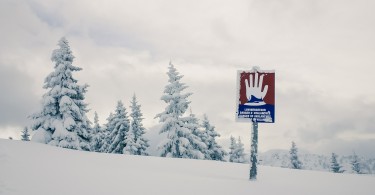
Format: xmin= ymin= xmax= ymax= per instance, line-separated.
xmin=0 ymin=139 xmax=374 ymax=195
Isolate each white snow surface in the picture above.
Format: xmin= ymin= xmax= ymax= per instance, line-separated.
xmin=0 ymin=139 xmax=374 ymax=195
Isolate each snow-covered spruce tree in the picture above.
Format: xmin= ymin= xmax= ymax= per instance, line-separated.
xmin=123 ymin=126 xmax=138 ymax=155
xmin=229 ymin=136 xmax=237 ymax=162
xmin=98 ymin=112 xmax=114 ymax=153
xmin=201 ymin=114 xmax=227 ymax=161
xmin=233 ymin=137 xmax=246 ymax=163
xmin=289 ymin=141 xmax=302 ymax=169
xmin=90 ymin=112 xmax=106 ymax=152
xmin=229 ymin=136 xmax=246 ymax=163
xmin=129 ymin=94 xmax=149 ymax=155
xmin=21 ymin=127 xmax=30 ymax=141
xmin=330 ymin=153 xmax=343 ymax=173
xmin=351 ymin=152 xmax=361 ymax=174
xmin=30 ymin=37 xmax=91 ymax=150
xmin=105 ymin=101 xmax=130 ymax=154
xmin=92 ymin=112 xmax=101 ymax=135
xmin=155 ymin=62 xmax=203 ymax=159
xmin=181 ymin=111 xmax=207 ymax=159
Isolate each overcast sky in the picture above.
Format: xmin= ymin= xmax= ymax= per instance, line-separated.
xmin=1 ymin=0 xmax=374 ymax=157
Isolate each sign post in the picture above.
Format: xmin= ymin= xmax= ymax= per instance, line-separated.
xmin=249 ymin=121 xmax=258 ymax=180
xmin=236 ymin=66 xmax=275 ymax=181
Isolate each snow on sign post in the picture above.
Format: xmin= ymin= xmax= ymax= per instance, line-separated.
xmin=236 ymin=66 xmax=275 ymax=181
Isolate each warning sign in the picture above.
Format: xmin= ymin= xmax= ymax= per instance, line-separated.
xmin=236 ymin=69 xmax=275 ymax=123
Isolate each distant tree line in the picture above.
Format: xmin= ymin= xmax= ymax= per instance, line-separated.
xmin=288 ymin=141 xmax=365 ymax=174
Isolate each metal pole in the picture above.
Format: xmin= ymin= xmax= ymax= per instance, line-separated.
xmin=249 ymin=121 xmax=258 ymax=180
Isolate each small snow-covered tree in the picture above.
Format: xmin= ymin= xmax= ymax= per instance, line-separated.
xmin=98 ymin=113 xmax=114 ymax=153
xmin=234 ymin=137 xmax=246 ymax=163
xmin=330 ymin=153 xmax=343 ymax=173
xmin=155 ymin=62 xmax=200 ymax=158
xmin=90 ymin=112 xmax=107 ymax=152
xmin=289 ymin=141 xmax=302 ymax=169
xmin=123 ymin=126 xmax=139 ymax=155
xmin=21 ymin=127 xmax=30 ymax=141
xmin=201 ymin=114 xmax=227 ymax=161
xmin=229 ymin=136 xmax=246 ymax=163
xmin=30 ymin=37 xmax=91 ymax=150
xmin=92 ymin=112 xmax=101 ymax=135
xmin=129 ymin=94 xmax=149 ymax=155
xmin=229 ymin=136 xmax=237 ymax=162
xmin=105 ymin=101 xmax=130 ymax=154
xmin=351 ymin=152 xmax=361 ymax=174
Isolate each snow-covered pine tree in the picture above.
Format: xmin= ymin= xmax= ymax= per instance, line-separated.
xmin=181 ymin=111 xmax=207 ymax=159
xmin=229 ymin=136 xmax=246 ymax=163
xmin=21 ymin=127 xmax=30 ymax=141
xmin=330 ymin=153 xmax=343 ymax=173
xmin=229 ymin=136 xmax=237 ymax=162
xmin=155 ymin=62 xmax=201 ymax=158
xmin=92 ymin=112 xmax=101 ymax=135
xmin=289 ymin=141 xmax=302 ymax=169
xmin=201 ymin=114 xmax=227 ymax=161
xmin=90 ymin=112 xmax=106 ymax=152
xmin=129 ymin=94 xmax=149 ymax=156
xmin=105 ymin=101 xmax=130 ymax=154
xmin=123 ymin=126 xmax=138 ymax=155
xmin=98 ymin=112 xmax=114 ymax=153
xmin=233 ymin=137 xmax=246 ymax=163
xmin=351 ymin=152 xmax=361 ymax=174
xmin=30 ymin=37 xmax=91 ymax=150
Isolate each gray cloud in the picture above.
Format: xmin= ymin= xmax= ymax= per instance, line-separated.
xmin=0 ymin=64 xmax=39 ymax=127
xmin=27 ymin=0 xmax=65 ymax=28
xmin=294 ymin=96 xmax=375 ymax=142
xmin=314 ymin=139 xmax=375 ymax=159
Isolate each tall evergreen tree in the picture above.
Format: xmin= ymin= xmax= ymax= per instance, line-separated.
xmin=330 ymin=153 xmax=343 ymax=173
xmin=105 ymin=101 xmax=130 ymax=154
xmin=21 ymin=127 xmax=30 ymax=141
xmin=351 ymin=152 xmax=361 ymax=174
xmin=201 ymin=114 xmax=227 ymax=161
xmin=30 ymin=37 xmax=91 ymax=150
xmin=289 ymin=141 xmax=302 ymax=169
xmin=129 ymin=94 xmax=149 ymax=155
xmin=155 ymin=62 xmax=198 ymax=158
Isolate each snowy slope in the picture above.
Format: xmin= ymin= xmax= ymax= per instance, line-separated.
xmin=0 ymin=139 xmax=374 ymax=195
